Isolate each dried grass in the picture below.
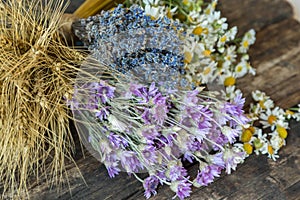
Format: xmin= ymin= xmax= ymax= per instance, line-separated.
xmin=74 ymin=0 xmax=125 ymax=18
xmin=0 ymin=0 xmax=86 ymax=197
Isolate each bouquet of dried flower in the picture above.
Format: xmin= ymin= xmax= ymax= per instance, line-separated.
xmin=68 ymin=1 xmax=300 ymax=199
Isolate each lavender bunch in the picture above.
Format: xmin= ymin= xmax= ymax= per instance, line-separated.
xmin=73 ymin=4 xmax=191 ymax=92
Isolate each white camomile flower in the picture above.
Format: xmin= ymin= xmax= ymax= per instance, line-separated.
xmin=269 ymin=133 xmax=286 ymax=151
xmin=259 ymin=107 xmax=286 ymax=129
xmin=238 ymin=29 xmax=256 ymax=53
xmin=252 ymin=90 xmax=267 ymax=102
xmin=144 ymin=4 xmax=160 ymax=19
xmin=234 ymin=60 xmax=248 ymax=78
xmin=143 ymin=0 xmax=159 ymax=6
xmin=222 ymin=45 xmax=237 ymax=70
xmin=200 ymin=61 xmax=218 ymax=84
xmin=217 ymin=26 xmax=237 ymax=48
xmin=260 ymin=142 xmax=279 ymax=161
xmin=221 ymin=85 xmax=242 ymax=101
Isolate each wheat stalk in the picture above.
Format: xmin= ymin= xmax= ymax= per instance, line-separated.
xmin=74 ymin=0 xmax=125 ymax=18
xmin=0 ymin=0 xmax=87 ymax=197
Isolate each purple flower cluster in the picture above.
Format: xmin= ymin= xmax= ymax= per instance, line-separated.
xmin=129 ymin=82 xmax=169 ymax=125
xmin=69 ymin=80 xmax=249 ymax=199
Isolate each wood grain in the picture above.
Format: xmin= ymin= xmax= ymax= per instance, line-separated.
xmin=25 ymin=0 xmax=300 ymax=199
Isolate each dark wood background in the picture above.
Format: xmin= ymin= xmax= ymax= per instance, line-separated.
xmin=27 ymin=0 xmax=300 ymax=199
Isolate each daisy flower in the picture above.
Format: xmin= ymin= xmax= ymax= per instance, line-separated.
xmin=238 ymin=29 xmax=256 ymax=53
xmin=259 ymin=107 xmax=286 ymax=129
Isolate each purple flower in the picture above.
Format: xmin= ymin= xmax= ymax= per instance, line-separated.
xmin=106 ymin=162 xmax=121 ymax=178
xmin=108 ymin=132 xmax=128 ymax=148
xmin=183 ymin=89 xmax=200 ymax=105
xmin=143 ymin=175 xmax=159 ymax=199
xmin=153 ymin=134 xmax=175 ymax=149
xmin=170 ymin=179 xmax=192 ymax=200
xmin=220 ymin=94 xmax=249 ymax=126
xmin=129 ymin=82 xmax=158 ymax=103
xmin=95 ymin=107 xmax=110 ymax=121
xmin=206 ymin=127 xmax=228 ymax=150
xmin=180 ymin=105 xmax=212 ymax=132
xmin=221 ymin=126 xmax=240 ymax=144
xmin=168 ymin=165 xmax=188 ymax=181
xmin=210 ymin=152 xmax=225 ymax=167
xmin=183 ymin=152 xmax=194 ymax=163
xmin=148 ymin=82 xmax=159 ymax=97
xmin=141 ymin=108 xmax=151 ymax=124
xmin=156 ymin=170 xmax=167 ymax=185
xmin=119 ymin=151 xmax=143 ymax=173
xmin=103 ymin=152 xmax=120 ymax=178
xmin=152 ymin=101 xmax=168 ymax=125
xmin=93 ymin=81 xmax=115 ymax=104
xmin=196 ymin=106 xmax=213 ymax=129
xmin=141 ymin=126 xmax=160 ymax=141
xmin=233 ymin=94 xmax=245 ymax=110
xmin=152 ymin=92 xmax=166 ymax=104
xmin=177 ymin=135 xmax=201 ymax=162
xmin=142 ymin=145 xmax=158 ymax=165
xmin=223 ymin=148 xmax=245 ymax=174
xmin=195 ymin=165 xmax=222 ymax=186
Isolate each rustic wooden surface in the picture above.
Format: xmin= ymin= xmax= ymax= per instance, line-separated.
xmin=27 ymin=0 xmax=300 ymax=199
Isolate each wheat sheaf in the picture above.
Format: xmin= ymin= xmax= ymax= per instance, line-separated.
xmin=0 ymin=0 xmax=85 ymax=197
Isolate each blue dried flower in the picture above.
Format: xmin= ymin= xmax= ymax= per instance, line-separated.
xmin=74 ymin=4 xmax=190 ymax=91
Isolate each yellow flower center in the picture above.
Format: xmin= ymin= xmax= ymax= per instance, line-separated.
xmin=203 ymin=28 xmax=209 ymax=35
xmin=241 ymin=129 xmax=253 ymax=142
xmin=285 ymin=110 xmax=294 ymax=115
xmin=184 ymin=51 xmax=193 ymax=64
xmin=277 ymin=125 xmax=288 ymax=139
xmin=259 ymin=100 xmax=266 ymax=109
xmin=182 ymin=0 xmax=189 ymax=5
xmin=203 ymin=67 xmax=211 ymax=75
xmin=220 ymin=36 xmax=227 ymax=43
xmin=248 ymin=126 xmax=255 ymax=134
xmin=193 ymin=26 xmax=203 ymax=35
xmin=243 ymin=143 xmax=253 ymax=154
xmin=188 ymin=15 xmax=194 ymax=23
xmin=236 ymin=65 xmax=243 ymax=72
xmin=253 ymin=138 xmax=263 ymax=150
xmin=267 ymin=115 xmax=277 ymax=125
xmin=167 ymin=9 xmax=172 ymax=19
xmin=205 ymin=8 xmax=211 ymax=15
xmin=224 ymin=76 xmax=236 ymax=86
xmin=150 ymin=15 xmax=156 ymax=20
xmin=243 ymin=40 xmax=249 ymax=48
xmin=203 ymin=50 xmax=211 ymax=57
xmin=193 ymin=80 xmax=201 ymax=86
xmin=268 ymin=145 xmax=274 ymax=155
xmin=212 ymin=2 xmax=217 ymax=9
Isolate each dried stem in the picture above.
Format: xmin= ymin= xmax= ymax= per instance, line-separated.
xmin=74 ymin=0 xmax=125 ymax=18
xmin=0 ymin=0 xmax=87 ymax=198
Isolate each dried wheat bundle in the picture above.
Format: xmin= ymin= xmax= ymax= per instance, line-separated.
xmin=0 ymin=0 xmax=86 ymax=197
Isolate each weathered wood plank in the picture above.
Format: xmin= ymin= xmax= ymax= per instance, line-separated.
xmin=25 ymin=0 xmax=300 ymax=200
xmin=217 ymin=0 xmax=294 ymax=34
xmin=238 ymin=19 xmax=300 ymax=108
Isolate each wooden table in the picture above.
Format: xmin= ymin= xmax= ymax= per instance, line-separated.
xmin=28 ymin=0 xmax=300 ymax=199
